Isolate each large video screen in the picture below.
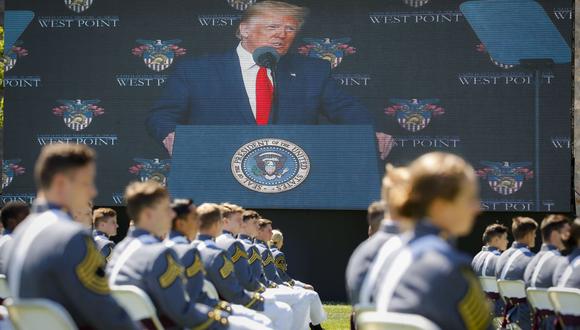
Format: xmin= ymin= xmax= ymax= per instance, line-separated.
xmin=2 ymin=0 xmax=573 ymax=211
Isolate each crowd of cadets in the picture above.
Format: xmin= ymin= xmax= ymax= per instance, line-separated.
xmin=1 ymin=145 xmax=579 ymax=330
xmin=346 ymin=157 xmax=580 ymax=330
xmin=0 ymin=144 xmax=326 ymax=330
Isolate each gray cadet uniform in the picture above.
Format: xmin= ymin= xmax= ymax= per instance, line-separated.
xmin=93 ymin=229 xmax=115 ymax=263
xmin=216 ymin=231 xmax=264 ymax=292
xmin=372 ymin=222 xmax=491 ymax=330
xmin=166 ymin=231 xmax=273 ymax=330
xmin=194 ymin=234 xmax=294 ymax=330
xmin=524 ymin=244 xmax=562 ymax=288
xmin=471 ymin=246 xmax=501 ymax=277
xmin=495 ymin=242 xmax=534 ymax=330
xmin=107 ymin=228 xmax=228 ymax=330
xmin=553 ymin=247 xmax=580 ymax=288
xmin=1 ymin=202 xmax=137 ymax=329
xmin=345 ymin=220 xmax=399 ymax=305
xmin=239 ymin=234 xmax=276 ymax=289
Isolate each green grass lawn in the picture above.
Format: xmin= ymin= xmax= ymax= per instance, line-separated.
xmin=322 ymin=303 xmax=351 ymax=330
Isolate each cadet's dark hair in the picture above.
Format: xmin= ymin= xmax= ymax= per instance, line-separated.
xmin=197 ymin=203 xmax=222 ymax=230
xmin=398 ymin=152 xmax=476 ymax=220
xmin=0 ymin=202 xmax=30 ymax=230
xmin=258 ymin=218 xmax=273 ymax=229
xmin=482 ymin=223 xmax=508 ymax=244
xmin=242 ymin=210 xmax=261 ymax=222
xmin=568 ymin=218 xmax=580 ymax=246
xmin=92 ymin=208 xmax=116 ymax=228
xmin=171 ymin=199 xmax=195 ymax=229
xmin=367 ymin=201 xmax=386 ymax=235
xmin=511 ymin=217 xmax=538 ymax=240
xmin=34 ymin=144 xmax=96 ymax=190
xmin=124 ymin=181 xmax=168 ymax=222
xmin=540 ymin=214 xmax=570 ymax=242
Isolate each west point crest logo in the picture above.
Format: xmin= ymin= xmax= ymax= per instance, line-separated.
xmin=298 ymin=38 xmax=356 ymax=69
xmin=385 ymin=98 xmax=445 ymax=132
xmin=2 ymin=160 xmax=25 ymax=190
xmin=129 ymin=158 xmax=171 ymax=186
xmin=477 ymin=161 xmax=533 ymax=195
xmin=231 ymin=139 xmax=310 ymax=193
xmin=52 ymin=99 xmax=104 ymax=131
xmin=476 ymin=43 xmax=515 ymax=69
xmin=132 ymin=39 xmax=187 ymax=72
xmin=403 ymin=0 xmax=431 ymax=7
xmin=226 ymin=0 xmax=257 ymax=11
xmin=3 ymin=41 xmax=28 ymax=72
xmin=64 ymin=0 xmax=94 ymax=13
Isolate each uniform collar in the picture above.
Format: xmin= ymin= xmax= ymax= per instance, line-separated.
xmin=512 ymin=241 xmax=529 ymax=249
xmin=198 ymin=234 xmax=215 ymax=242
xmin=255 ymin=239 xmax=268 ymax=246
xmin=169 ymin=230 xmax=190 ymax=243
xmin=130 ymin=228 xmax=162 ymax=242
xmin=487 ymin=246 xmax=499 ymax=253
xmin=541 ymin=243 xmax=558 ymax=252
xmin=3 ymin=229 xmax=13 ymax=235
xmin=569 ymin=247 xmax=580 ymax=259
xmin=93 ymin=230 xmax=108 ymax=238
xmin=480 ymin=246 xmax=489 ymax=251
xmin=379 ymin=219 xmax=399 ymax=234
xmin=31 ymin=200 xmax=72 ymax=219
xmin=239 ymin=234 xmax=254 ymax=242
xmin=237 ymin=43 xmax=258 ymax=71
xmin=222 ymin=230 xmax=235 ymax=238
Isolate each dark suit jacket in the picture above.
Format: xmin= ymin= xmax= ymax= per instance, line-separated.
xmin=145 ymin=49 xmax=372 ymax=142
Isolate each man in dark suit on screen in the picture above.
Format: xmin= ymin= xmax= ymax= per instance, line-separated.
xmin=146 ymin=1 xmax=393 ymax=158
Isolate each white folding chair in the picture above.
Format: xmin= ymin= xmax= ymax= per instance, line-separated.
xmin=548 ymin=287 xmax=580 ymax=327
xmin=497 ymin=280 xmax=527 ymax=302
xmin=110 ymin=285 xmax=164 ymax=330
xmin=0 ymin=274 xmax=11 ymax=299
xmin=356 ymin=311 xmax=441 ymax=330
xmin=479 ymin=276 xmax=499 ymax=295
xmin=3 ymin=298 xmax=77 ymax=330
xmin=527 ymin=287 xmax=555 ymax=329
xmin=203 ymin=279 xmax=219 ymax=300
xmin=497 ymin=280 xmax=527 ymax=328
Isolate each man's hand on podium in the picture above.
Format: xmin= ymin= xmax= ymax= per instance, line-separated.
xmin=376 ymin=132 xmax=394 ymax=160
xmin=163 ymin=132 xmax=175 ymax=155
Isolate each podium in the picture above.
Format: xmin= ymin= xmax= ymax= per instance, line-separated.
xmin=168 ymin=125 xmax=381 ymax=210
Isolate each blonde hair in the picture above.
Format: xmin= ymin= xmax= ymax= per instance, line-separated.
xmin=396 ymin=152 xmax=476 ymax=220
xmin=197 ymin=203 xmax=223 ymax=230
xmin=269 ymin=229 xmax=283 ymax=249
xmin=221 ymin=203 xmax=244 ymax=218
xmin=381 ymin=164 xmax=411 ymax=217
xmin=236 ymin=1 xmax=309 ymax=39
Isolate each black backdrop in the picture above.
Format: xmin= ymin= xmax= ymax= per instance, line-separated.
xmin=2 ymin=0 xmax=574 ymax=212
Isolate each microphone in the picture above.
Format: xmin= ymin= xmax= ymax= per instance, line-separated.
xmin=252 ymin=46 xmax=280 ymax=69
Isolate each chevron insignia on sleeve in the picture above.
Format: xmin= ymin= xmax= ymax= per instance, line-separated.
xmin=75 ymin=237 xmax=110 ymax=295
xmin=159 ymin=253 xmax=184 ymax=288
xmin=219 ymin=255 xmax=234 ymax=279
xmin=231 ymin=245 xmax=248 ymax=263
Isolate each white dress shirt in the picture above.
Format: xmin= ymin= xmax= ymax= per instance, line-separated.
xmin=236 ymin=43 xmax=273 ymax=119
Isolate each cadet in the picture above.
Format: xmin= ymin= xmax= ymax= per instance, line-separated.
xmin=216 ymin=203 xmax=263 ymax=293
xmin=1 ymin=144 xmax=136 ymax=329
xmin=0 ymin=202 xmax=29 ymax=251
xmin=346 ymin=165 xmax=410 ymax=306
xmin=266 ymin=227 xmax=328 ymax=329
xmin=553 ymin=218 xmax=580 ymax=288
xmin=167 ymin=199 xmax=273 ymax=329
xmin=373 ymin=152 xmax=491 ymax=330
xmin=193 ymin=203 xmax=294 ymax=330
xmin=524 ymin=214 xmax=570 ymax=288
xmin=239 ymin=210 xmax=276 ymax=288
xmin=471 ymin=223 xmax=508 ymax=277
xmin=366 ymin=201 xmax=386 ymax=237
xmin=107 ymin=181 xmax=229 ymax=330
xmin=92 ymin=207 xmax=118 ymax=262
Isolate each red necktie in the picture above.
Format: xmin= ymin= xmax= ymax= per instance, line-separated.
xmin=255 ymin=66 xmax=273 ymax=125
